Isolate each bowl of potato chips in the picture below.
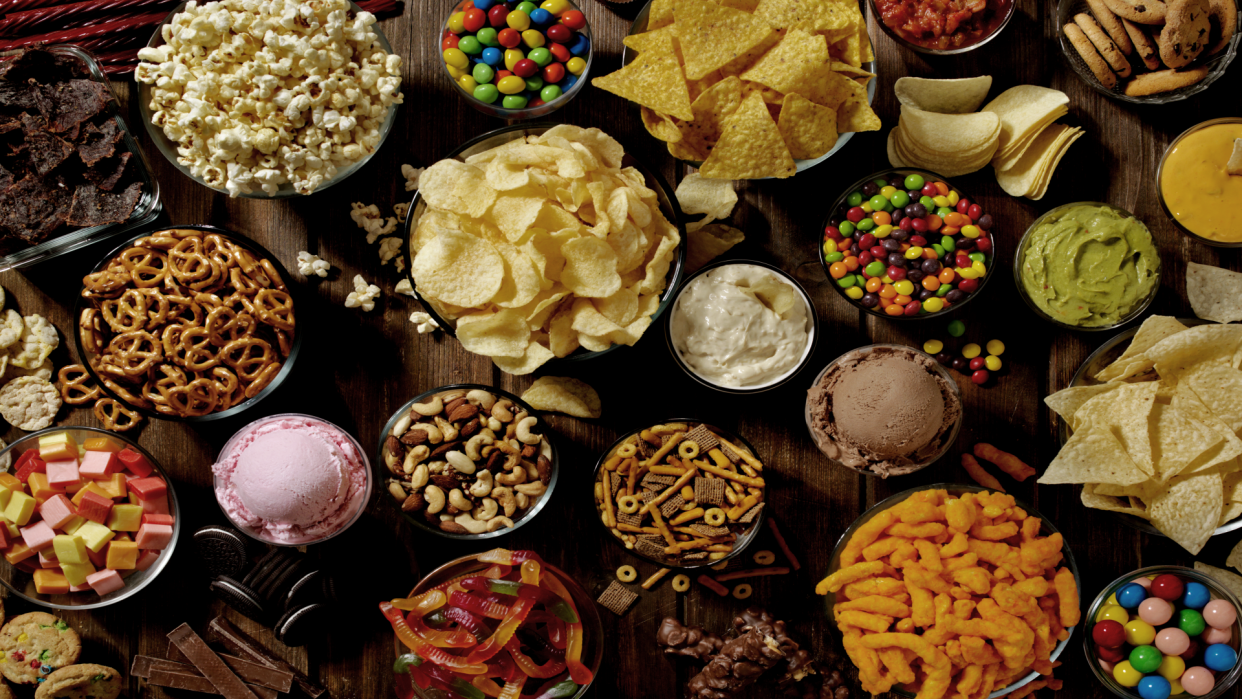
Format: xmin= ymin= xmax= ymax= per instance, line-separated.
xmin=817 ymin=485 xmax=1078 ymax=699
xmin=1044 ymin=316 xmax=1242 ymax=552
xmin=403 ymin=123 xmax=686 ymax=375
xmin=601 ymin=0 xmax=880 ymax=179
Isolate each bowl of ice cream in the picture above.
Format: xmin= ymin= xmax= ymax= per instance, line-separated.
xmin=804 ymin=344 xmax=962 ymax=477
xmin=666 ymin=260 xmax=818 ymax=394
xmin=212 ymin=414 xmax=371 ymax=546
xmin=1157 ymin=118 xmax=1242 ymax=248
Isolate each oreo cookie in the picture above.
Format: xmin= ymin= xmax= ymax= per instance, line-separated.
xmin=257 ymin=556 xmax=305 ymax=605
xmin=192 ymin=525 xmax=249 ymax=578
xmin=285 ymin=570 xmax=331 ymax=612
xmin=274 ymin=604 xmax=329 ymax=648
xmin=210 ymin=577 xmax=264 ymax=622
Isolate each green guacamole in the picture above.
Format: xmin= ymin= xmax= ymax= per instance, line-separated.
xmin=1020 ymin=205 xmax=1160 ymax=327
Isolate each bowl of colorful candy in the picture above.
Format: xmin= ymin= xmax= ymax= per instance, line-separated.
xmin=383 ymin=548 xmax=602 ymax=699
xmin=821 ymin=169 xmax=996 ymax=320
xmin=1085 ymin=566 xmax=1242 ymax=699
xmin=0 ymin=427 xmax=179 ymax=611
xmin=441 ymin=0 xmax=593 ymax=119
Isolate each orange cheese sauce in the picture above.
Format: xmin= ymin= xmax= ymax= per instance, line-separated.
xmin=1160 ymin=122 xmax=1242 ymax=243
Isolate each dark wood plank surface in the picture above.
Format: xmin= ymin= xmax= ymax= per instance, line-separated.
xmin=2 ymin=1 xmax=1241 ymax=697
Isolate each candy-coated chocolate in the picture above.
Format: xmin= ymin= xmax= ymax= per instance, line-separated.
xmin=1094 ymin=620 xmax=1127 ymax=648
xmin=1130 ymin=645 xmax=1164 ymax=673
xmin=1118 ymin=582 xmax=1149 ymax=609
xmin=1099 ymin=658 xmax=1116 ymax=674
xmin=1159 ymin=654 xmax=1186 ymax=681
xmin=1138 ymin=675 xmax=1172 ymax=699
xmin=1179 ymin=608 xmax=1207 ymax=636
xmin=1203 ymin=625 xmax=1232 ymax=645
xmin=1180 ymin=639 xmax=1201 ymax=662
xmin=1151 ymin=574 xmax=1185 ymax=601
xmin=1156 ymin=627 xmax=1191 ymax=656
xmin=1140 ymin=598 xmax=1175 ymax=625
xmin=1098 ymin=644 xmax=1126 ymax=662
xmin=1180 ymin=666 xmax=1215 ymax=696
xmin=1099 ymin=604 xmax=1130 ymax=624
xmin=1204 ymin=643 xmax=1238 ymax=672
xmin=1126 ymin=619 xmax=1158 ymax=646
xmin=1184 ymin=582 xmax=1212 ymax=610
xmin=1114 ymin=660 xmax=1143 ymax=688
xmin=1203 ymin=599 xmax=1237 ymax=629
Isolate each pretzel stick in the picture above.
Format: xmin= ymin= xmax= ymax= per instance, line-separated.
xmin=647 ymin=504 xmax=677 ymax=547
xmin=641 ymin=568 xmax=671 ymax=590
xmin=648 ymin=465 xmax=686 ymax=476
xmin=669 ymin=508 xmax=704 ymax=525
xmin=616 ymin=524 xmax=658 ymax=534
xmin=664 ymin=537 xmax=712 ymax=554
xmin=767 ymin=518 xmax=801 ymax=571
xmin=643 ymin=432 xmax=684 ymax=467
xmin=643 ymin=465 xmax=699 ymax=512
xmin=601 ymin=478 xmax=616 ymax=529
xmin=714 ymin=567 xmax=791 ymax=582
xmin=727 ymin=494 xmax=761 ymax=520
xmin=603 ymin=454 xmax=624 ymax=471
xmin=704 ymin=545 xmax=734 ymax=552
xmin=625 ymin=458 xmax=639 ymax=496
xmin=698 ymin=575 xmax=729 ymax=596
xmin=717 ymin=436 xmax=763 ymax=471
xmin=696 ymin=459 xmax=764 ymax=487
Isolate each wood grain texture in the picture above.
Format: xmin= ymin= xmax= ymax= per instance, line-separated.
xmin=0 ymin=0 xmax=1239 ymax=697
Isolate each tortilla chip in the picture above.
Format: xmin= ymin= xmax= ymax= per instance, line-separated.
xmin=1196 ymin=562 xmax=1242 ymax=600
xmin=1037 ymin=422 xmax=1149 ymax=487
xmin=592 ymin=31 xmax=694 ymax=121
xmin=837 ymin=94 xmax=881 ymax=133
xmin=674 ymin=0 xmax=778 ymax=81
xmin=740 ymin=27 xmax=828 ymax=95
xmin=1188 ymin=262 xmax=1242 ymax=324
xmin=1227 ymin=138 xmax=1242 ymax=177
xmin=1149 ymin=472 xmax=1223 ymax=555
xmin=752 ymin=0 xmax=853 ymax=32
xmin=699 ymin=91 xmax=795 ymax=180
xmin=777 ymin=93 xmax=838 ymax=159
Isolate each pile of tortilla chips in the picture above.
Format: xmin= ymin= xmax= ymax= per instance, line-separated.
xmin=593 ymin=0 xmax=880 ymax=180
xmin=1040 ymin=316 xmax=1242 ymax=554
xmin=411 ymin=125 xmax=681 ymax=375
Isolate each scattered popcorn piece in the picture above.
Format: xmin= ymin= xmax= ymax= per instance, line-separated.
xmin=395 ymin=279 xmax=416 ymax=297
xmin=345 ymin=275 xmax=381 ymax=312
xmin=410 ymin=311 xmax=440 ymax=334
xmin=296 ymin=251 xmax=331 ymax=278
xmin=378 ymin=237 xmax=402 ymax=266
xmin=393 ymin=202 xmax=410 ymax=223
xmin=395 ymin=257 xmax=406 ymax=274
xmin=351 ymin=202 xmax=398 ymax=244
xmin=402 ymin=164 xmax=424 ymax=192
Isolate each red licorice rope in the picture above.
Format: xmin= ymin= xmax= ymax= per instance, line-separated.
xmin=0 ymin=0 xmax=172 ymax=36
xmin=0 ymin=10 xmax=165 ymax=49
xmin=0 ymin=0 xmax=64 ymax=15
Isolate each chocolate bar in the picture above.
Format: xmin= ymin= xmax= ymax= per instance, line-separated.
xmin=167 ymin=643 xmax=294 ymax=692
xmin=167 ymin=623 xmax=259 ymax=699
xmin=207 ymin=616 xmax=328 ymax=698
xmin=132 ymin=657 xmax=277 ymax=699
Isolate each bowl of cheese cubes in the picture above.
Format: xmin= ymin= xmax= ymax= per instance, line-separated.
xmin=0 ymin=427 xmax=179 ymax=609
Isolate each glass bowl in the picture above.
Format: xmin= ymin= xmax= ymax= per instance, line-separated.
xmin=1085 ymin=566 xmax=1242 ymax=699
xmin=822 ymin=169 xmax=996 ymax=321
xmin=1013 ymin=202 xmax=1161 ymax=332
xmin=623 ymin=0 xmax=878 ymax=175
xmin=590 ymin=419 xmax=766 ymax=570
xmin=379 ymin=385 xmax=559 ymax=541
xmin=869 ymin=0 xmax=1016 ymax=55
xmin=74 ymin=224 xmax=303 ymax=423
xmin=440 ymin=0 xmax=593 ymax=119
xmin=1056 ymin=0 xmax=1241 ymax=104
xmin=0 ymin=45 xmax=162 ymax=272
xmin=1157 ymin=117 xmax=1242 ymax=248
xmin=401 ymin=122 xmax=687 ymax=364
xmin=665 ymin=259 xmax=819 ymax=394
xmin=394 ymin=551 xmax=603 ymax=699
xmin=213 ymin=413 xmax=372 ymax=547
xmin=824 ymin=484 xmax=1079 ymax=698
xmin=136 ymin=1 xmax=400 ymax=198
xmin=804 ymin=343 xmax=963 ymax=478
xmin=0 ymin=426 xmax=180 ymax=610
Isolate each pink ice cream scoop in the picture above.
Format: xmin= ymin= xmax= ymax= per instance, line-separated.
xmin=213 ymin=414 xmax=371 ymax=544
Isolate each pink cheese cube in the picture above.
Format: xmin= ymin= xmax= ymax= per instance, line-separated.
xmin=38 ymin=495 xmax=76 ymax=530
xmin=139 ymin=494 xmax=168 ymax=516
xmin=38 ymin=550 xmax=58 ymax=568
xmin=85 ymin=569 xmax=125 ymax=595
xmin=20 ymin=521 xmax=55 ymax=551
xmin=78 ymin=451 xmax=119 ymax=480
xmin=45 ymin=460 xmax=81 ymax=488
xmin=134 ymin=550 xmax=159 ymax=571
xmin=135 ymin=523 xmax=172 ymax=550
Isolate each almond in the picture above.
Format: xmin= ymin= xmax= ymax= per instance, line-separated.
xmin=486 ymin=450 xmax=504 ymax=471
xmin=385 ymin=435 xmax=404 ymax=459
xmin=440 ymin=521 xmax=469 ymax=534
xmin=429 ymin=441 xmax=460 ymax=460
xmin=431 ymin=474 xmax=458 ymax=490
xmin=444 ymin=396 xmax=468 ymax=416
xmin=460 ymin=418 xmax=481 ymax=438
xmin=401 ymin=492 xmax=425 ymax=512
xmin=537 ymin=455 xmax=552 ymax=486
xmin=400 ymin=428 xmax=429 ymax=446
xmin=447 ymin=402 xmax=480 ymax=423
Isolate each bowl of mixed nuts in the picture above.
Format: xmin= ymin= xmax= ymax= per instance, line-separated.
xmin=378 ymin=384 xmax=558 ymax=540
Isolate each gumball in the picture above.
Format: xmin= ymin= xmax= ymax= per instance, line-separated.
xmin=1184 ymin=582 xmax=1211 ymax=609
xmin=1118 ymin=582 xmax=1149 ymax=609
xmin=1159 ymin=655 xmax=1187 ymax=681
xmin=1179 ymin=608 xmax=1207 ymax=637
xmin=1151 ymin=574 xmax=1185 ymax=601
xmin=1099 ymin=605 xmax=1130 ymax=624
xmin=1094 ymin=620 xmax=1127 ymax=648
xmin=1138 ymin=676 xmax=1172 ymax=699
xmin=1131 ymin=645 xmax=1164 ymax=673
xmin=1126 ymin=619 xmax=1158 ymax=646
xmin=1169 ymin=678 xmax=1185 ymax=696
xmin=1203 ymin=625 xmax=1232 ymax=645
xmin=1181 ymin=667 xmax=1215 ymax=696
xmin=1114 ymin=661 xmax=1143 ymax=688
xmin=1203 ymin=599 xmax=1237 ymax=629
xmin=1140 ymin=598 xmax=1175 ymax=626
xmin=1204 ymin=643 xmax=1238 ymax=672
xmin=1098 ymin=644 xmax=1126 ymax=662
xmin=1156 ymin=627 xmax=1191 ymax=656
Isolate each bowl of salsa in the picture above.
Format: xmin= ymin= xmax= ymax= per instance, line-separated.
xmin=870 ymin=0 xmax=1015 ymax=54
xmin=1158 ymin=118 xmax=1242 ymax=248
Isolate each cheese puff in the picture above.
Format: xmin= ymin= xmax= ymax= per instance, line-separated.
xmin=843 ymin=631 xmax=890 ymax=694
xmin=943 ymin=553 xmax=980 ymax=573
xmin=1040 ymin=595 xmax=1066 ymax=641
xmin=1018 ymin=532 xmax=1063 ymax=575
xmin=816 ymin=560 xmax=888 ymax=595
xmin=915 ymin=539 xmax=944 ymax=573
xmin=879 ymin=647 xmax=916 ymax=685
xmin=981 ymin=504 xmax=1009 ymax=519
xmin=946 ymin=494 xmax=978 ymax=533
xmin=975 ymin=490 xmax=1016 ymax=511
xmin=896 ymin=617 xmax=917 ymax=633
xmin=1020 ymin=516 xmax=1042 ymax=542
xmin=975 ymin=663 xmax=1000 ymax=699
xmin=843 ymin=577 xmax=906 ymax=598
xmin=943 ymin=639 xmax=966 ymax=668
xmin=970 ymin=521 xmax=1020 ymax=541
xmin=903 ymin=563 xmax=952 ymax=594
xmin=1004 ymin=678 xmax=1048 ymax=699
xmin=863 ymin=536 xmax=908 ymax=561
xmin=841 ymin=510 xmax=899 ymax=566
xmin=934 ymin=593 xmax=953 ymax=625
xmin=1012 ymin=576 xmax=1049 ymax=598
xmin=977 ymin=599 xmax=1036 ymax=670
xmin=941 ymin=616 xmax=1005 ymax=640
xmin=1032 ymin=660 xmax=1060 ymax=676
xmin=836 ymin=595 xmax=912 ymax=618
xmin=888 ymin=522 xmax=947 ymax=539
xmin=891 ymin=541 xmax=920 ymax=568
xmin=1022 ymin=607 xmax=1052 ymax=664
xmin=897 ymin=500 xmax=946 ymax=524
xmin=953 ymin=599 xmax=976 ymax=619
xmin=950 ymin=566 xmax=993 ymax=594
xmin=991 ymin=582 xmax=1040 ymax=616
xmin=967 ymin=538 xmax=1014 ymax=567
xmin=949 ymin=585 xmax=974 ymax=600
xmin=994 ymin=567 xmax=1012 ymax=581
xmin=834 ymin=609 xmax=894 ymax=633
xmin=955 ymin=663 xmax=983 ymax=697
xmin=941 ymin=532 xmax=970 ymax=558
xmin=960 ymin=636 xmax=1002 ymax=666
xmin=910 ymin=585 xmax=936 ymax=628
xmin=1053 ymin=567 xmax=1080 ymax=627
xmin=1009 ymin=507 xmax=1027 ymax=521
xmin=857 ymin=633 xmax=953 ymax=699
xmin=906 ymin=488 xmax=948 ymax=507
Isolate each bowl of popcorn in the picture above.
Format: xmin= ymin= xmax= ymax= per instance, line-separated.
xmin=135 ymin=0 xmax=404 ymax=198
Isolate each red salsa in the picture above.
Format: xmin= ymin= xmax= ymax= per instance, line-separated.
xmin=875 ymin=0 xmax=1012 ymax=51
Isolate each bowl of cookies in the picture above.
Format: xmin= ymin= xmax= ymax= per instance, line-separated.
xmin=1057 ymin=0 xmax=1239 ymax=103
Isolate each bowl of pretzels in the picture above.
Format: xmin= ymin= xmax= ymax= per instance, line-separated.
xmin=73 ymin=225 xmax=301 ymax=423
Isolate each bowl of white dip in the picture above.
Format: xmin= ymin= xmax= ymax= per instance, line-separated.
xmin=666 ymin=260 xmax=818 ymax=394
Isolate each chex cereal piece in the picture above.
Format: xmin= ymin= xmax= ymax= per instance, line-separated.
xmin=635 ymin=537 xmax=666 ymax=559
xmin=682 ymin=551 xmax=709 ymax=561
xmin=637 ymin=438 xmax=656 ymax=459
xmin=609 ymin=472 xmax=622 ymax=497
xmin=720 ymin=442 xmax=743 ymax=464
xmin=642 ymin=490 xmax=658 ymax=504
xmin=739 ymin=502 xmax=765 ymax=524
xmin=597 ymin=581 xmax=638 ymax=616
xmin=695 ymin=477 xmax=727 ymax=506
xmin=691 ymin=523 xmax=731 ymax=537
xmin=684 ymin=424 xmax=720 ymax=452
xmin=660 ymin=495 xmax=685 ymax=518
xmin=641 ymin=473 xmax=677 ymax=488
xmin=616 ymin=512 xmax=642 ymax=527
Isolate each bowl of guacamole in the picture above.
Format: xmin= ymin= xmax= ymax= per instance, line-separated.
xmin=1015 ymin=203 xmax=1161 ymax=330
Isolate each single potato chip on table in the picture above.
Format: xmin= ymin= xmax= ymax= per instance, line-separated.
xmin=521 ymin=376 xmax=602 ymax=419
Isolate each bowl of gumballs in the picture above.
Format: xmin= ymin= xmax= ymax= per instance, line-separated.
xmin=1086 ymin=566 xmax=1242 ymax=699
xmin=821 ymin=169 xmax=996 ymax=320
xmin=441 ymin=0 xmax=592 ymax=119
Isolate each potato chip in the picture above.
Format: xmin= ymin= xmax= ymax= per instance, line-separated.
xmin=885 ymin=131 xmax=905 ymax=168
xmin=685 ymin=223 xmax=745 ymax=274
xmin=748 ymin=276 xmax=797 ymax=316
xmin=419 ymin=160 xmax=498 ymax=219
xmin=700 ymin=92 xmax=796 ymax=180
xmin=894 ymin=76 xmax=993 ymax=114
xmin=740 ymin=27 xmax=828 ymax=96
xmin=900 ymin=106 xmax=1000 ymax=154
xmin=521 ymin=376 xmax=602 ymax=419
xmin=778 ymin=93 xmax=838 ymax=159
xmin=1188 ymin=262 xmax=1242 ymax=324
xmin=411 ymin=227 xmax=505 ymax=307
xmin=492 ymin=341 xmax=555 ymax=376
xmin=595 ymin=286 xmax=640 ymax=326
xmin=560 ymin=236 xmax=622 ymax=298
xmin=492 ymin=244 xmax=542 ymax=309
xmin=640 ymin=224 xmax=681 ymax=295
xmin=455 ymin=309 xmax=531 ymax=358
xmin=593 ymin=31 xmax=694 ymax=121
xmin=1028 ymin=128 xmax=1085 ymax=201
xmin=1149 ymin=472 xmax=1223 ymax=555
xmin=980 ymin=86 xmax=1070 ymax=161
xmin=548 ymin=305 xmax=580 ymax=358
xmin=674 ymin=0 xmax=778 ymax=81
xmin=675 ymin=173 xmax=738 ymax=223
xmin=996 ymin=124 xmax=1074 ymax=198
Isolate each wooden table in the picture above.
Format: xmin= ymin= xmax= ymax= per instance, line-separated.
xmin=3 ymin=0 xmax=1241 ymax=697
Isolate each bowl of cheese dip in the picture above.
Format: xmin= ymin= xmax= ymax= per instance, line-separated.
xmin=1158 ymin=118 xmax=1242 ymax=248
xmin=666 ymin=259 xmax=818 ymax=394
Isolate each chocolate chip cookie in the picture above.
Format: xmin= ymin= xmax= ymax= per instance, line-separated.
xmin=1160 ymin=0 xmax=1212 ymax=67
xmin=1066 ymin=22 xmax=1119 ymax=88
xmin=0 ymin=613 xmax=81 ymax=685
xmin=1088 ymin=0 xmax=1136 ymax=52
xmin=1078 ymin=12 xmax=1135 ymax=76
xmin=1104 ymin=0 xmax=1169 ymax=23
xmin=33 ymin=665 xmax=121 ymax=699
xmin=1124 ymin=18 xmax=1165 ymax=68
xmin=1208 ymin=0 xmax=1237 ymax=53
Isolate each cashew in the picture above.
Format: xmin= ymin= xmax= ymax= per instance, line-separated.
xmin=446 ymin=451 xmax=477 ymax=475
xmin=515 ymin=416 xmax=541 ymax=445
xmin=516 ymin=492 xmax=530 ymax=509
xmin=429 ymin=461 xmax=446 ymax=474
xmin=453 ymin=512 xmax=490 ymax=534
xmin=449 ymin=488 xmax=473 ymax=511
xmin=514 ymin=410 xmax=529 ymax=424
xmin=487 ymin=516 xmax=514 ymax=532
xmin=403 ymin=445 xmax=430 ymax=474
xmin=391 ymin=413 xmax=412 ymax=438
xmin=475 ymin=497 xmax=498 ymax=521
xmin=384 ymin=450 xmax=399 ymax=472
xmin=496 ymin=466 xmax=527 ymax=486
xmin=439 ymin=513 xmax=454 ymax=522
xmin=515 ymin=481 xmax=547 ymax=497
xmin=491 ymin=399 xmax=514 ymax=423
xmin=409 ymin=422 xmax=443 ymax=444
xmin=466 ymin=389 xmax=496 ymax=410
xmin=469 ymin=470 xmax=494 ymax=498
xmin=492 ymin=487 xmax=517 ymax=517
xmin=424 ymin=485 xmax=445 ymax=514
xmin=523 ymin=460 xmax=539 ymax=480
xmin=496 ymin=439 xmax=520 ymax=456
xmin=465 ymin=433 xmax=494 ymax=461
xmin=487 ymin=417 xmax=503 ymax=431
xmin=481 ymin=445 xmax=495 ymax=458
xmin=435 ymin=416 xmax=459 ymax=441
xmin=387 ymin=481 xmax=407 ymax=501
xmin=410 ymin=462 xmax=429 ymax=489
xmin=411 ymin=396 xmax=443 ymax=416
xmin=480 ymin=427 xmax=497 ymax=440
